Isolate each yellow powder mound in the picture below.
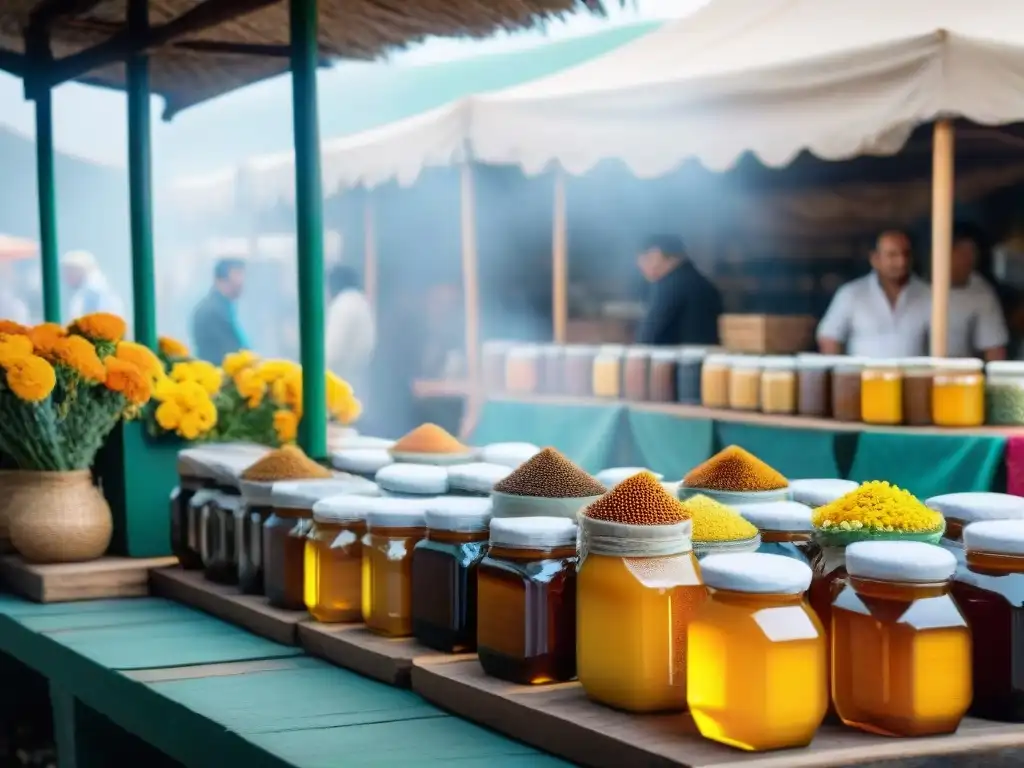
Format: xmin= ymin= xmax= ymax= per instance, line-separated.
xmin=392 ymin=423 xmax=468 ymax=454
xmin=683 ymin=445 xmax=788 ymax=492
xmin=687 ymin=494 xmax=758 ymax=542
xmin=493 ymin=447 xmax=606 ymax=498
xmin=241 ymin=446 xmax=332 ymax=482
xmin=584 ymin=471 xmax=690 ymax=526
xmin=812 ymin=481 xmax=943 ymax=534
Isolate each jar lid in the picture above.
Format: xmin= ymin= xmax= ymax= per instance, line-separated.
xmin=700 ymin=552 xmax=812 ymax=595
xmin=925 ymin=492 xmax=1024 ymax=524
xmin=832 ymin=356 xmax=868 ymax=370
xmin=651 ymin=347 xmax=682 ymax=361
xmin=482 ymin=340 xmax=515 ymax=350
xmin=933 ymin=357 xmax=984 ymax=372
xmin=730 ymin=355 xmax=763 ymax=369
xmin=735 ymin=501 xmax=814 ymax=532
xmin=678 ymin=347 xmax=708 ymax=361
xmin=845 ymin=541 xmax=956 ymax=582
xmin=760 ymin=356 xmax=796 ymax=370
xmin=177 ymin=448 xmax=221 ymax=479
xmin=365 ymin=498 xmax=430 ymax=529
xmin=424 ymin=496 xmax=493 ymax=532
xmin=625 ymin=347 xmax=653 ymax=358
xmin=565 ymin=345 xmax=598 ymax=356
xmin=789 ymin=478 xmax=858 ymax=508
xmin=375 ymin=463 xmax=449 ymax=495
xmin=595 ymin=467 xmax=664 ymax=488
xmin=507 ymin=346 xmax=539 ymax=358
xmin=541 ymin=345 xmax=563 ymax=357
xmin=489 ymin=516 xmax=577 ymax=549
xmin=239 ymin=479 xmax=275 ymax=506
xmin=986 ymin=360 xmax=1024 ymax=375
xmin=272 ymin=478 xmax=379 ymax=510
xmin=480 ymin=442 xmax=540 ymax=468
xmin=704 ymin=353 xmax=732 ymax=366
xmin=332 ymin=448 xmax=394 ymax=475
xmin=963 ymin=519 xmax=1024 ymax=555
xmin=795 ymin=353 xmax=837 ymax=369
xmin=313 ymin=494 xmax=378 ymax=523
xmin=447 ymin=462 xmax=512 ymax=494
xmin=206 ymin=456 xmax=249 ymax=489
xmin=898 ymin=356 xmax=938 ymax=369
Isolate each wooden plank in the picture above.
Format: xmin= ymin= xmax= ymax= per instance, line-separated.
xmin=0 ymin=555 xmax=177 ymax=603
xmin=298 ymin=621 xmax=472 ymax=687
xmin=411 ymin=659 xmax=1024 ymax=768
xmin=150 ymin=566 xmax=307 ymax=646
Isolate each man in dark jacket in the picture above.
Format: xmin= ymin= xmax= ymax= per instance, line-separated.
xmin=636 ymin=235 xmax=722 ymax=346
xmin=191 ymin=258 xmax=248 ymax=364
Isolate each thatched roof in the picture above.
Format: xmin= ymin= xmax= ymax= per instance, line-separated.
xmin=0 ymin=0 xmax=606 ymax=119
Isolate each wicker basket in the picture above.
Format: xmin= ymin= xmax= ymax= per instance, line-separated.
xmin=719 ymin=314 xmax=816 ymax=354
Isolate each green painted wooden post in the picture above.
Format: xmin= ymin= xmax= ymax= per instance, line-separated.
xmin=34 ymin=88 xmax=61 ymax=322
xmin=127 ymin=0 xmax=157 ymax=349
xmin=290 ymin=0 xmax=328 ymax=460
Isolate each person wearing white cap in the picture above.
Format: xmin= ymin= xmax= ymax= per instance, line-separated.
xmin=62 ymin=250 xmax=124 ymax=319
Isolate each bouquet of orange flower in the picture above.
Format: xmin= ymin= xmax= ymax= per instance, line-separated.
xmin=0 ymin=314 xmax=153 ymax=471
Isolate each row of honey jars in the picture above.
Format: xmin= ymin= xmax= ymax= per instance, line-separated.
xmin=859 ymin=357 xmax=985 ymax=427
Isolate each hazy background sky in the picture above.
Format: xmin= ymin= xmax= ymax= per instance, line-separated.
xmin=0 ymin=0 xmax=707 ymax=169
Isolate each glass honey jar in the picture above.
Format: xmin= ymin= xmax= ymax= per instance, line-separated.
xmin=592 ymin=345 xmax=625 ymax=399
xmin=737 ymin=501 xmax=817 ymax=565
xmin=728 ymin=356 xmax=762 ymax=411
xmin=861 ymin=359 xmax=903 ymax=425
xmin=831 ymin=357 xmax=865 ymax=422
xmin=505 ymin=345 xmax=540 ymax=395
xmin=477 ymin=517 xmax=578 ymax=684
xmin=700 ymin=354 xmax=731 ymax=409
xmin=689 ymin=552 xmax=827 ymax=751
xmin=901 ymin=357 xmax=936 ymax=426
xmin=623 ymin=346 xmax=653 ymax=401
xmin=199 ymin=457 xmax=246 ymax=585
xmin=362 ymin=499 xmax=429 ymax=637
xmin=482 ymin=341 xmax=513 ymax=393
xmin=759 ymin=356 xmax=797 ymax=415
xmin=305 ymin=495 xmax=370 ymax=623
xmin=238 ymin=479 xmax=275 ymax=594
xmin=412 ymin=497 xmax=492 ymax=653
xmin=955 ymin=520 xmax=1024 ymax=721
xmin=172 ymin=448 xmax=217 ymax=570
xmin=932 ymin=358 xmax=985 ymax=428
xmin=926 ymin=491 xmax=1024 ymax=564
xmin=832 ymin=541 xmax=970 ymax=737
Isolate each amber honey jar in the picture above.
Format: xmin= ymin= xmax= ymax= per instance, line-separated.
xmin=623 ymin=347 xmax=653 ymax=400
xmin=759 ymin=356 xmax=797 ymax=415
xmin=901 ymin=357 xmax=935 ymax=426
xmin=305 ymin=495 xmax=370 ymax=623
xmin=647 ymin=348 xmax=678 ymax=403
xmin=689 ymin=553 xmax=826 ymax=751
xmin=796 ymin=354 xmax=833 ymax=418
xmin=172 ymin=449 xmax=217 ymax=570
xmin=861 ymin=359 xmax=903 ymax=425
xmin=505 ymin=345 xmax=540 ymax=394
xmin=932 ymin=358 xmax=985 ymax=428
xmin=831 ymin=357 xmax=865 ymax=422
xmin=476 ymin=517 xmax=578 ymax=684
xmin=482 ymin=341 xmax=513 ymax=393
xmin=955 ymin=520 xmax=1024 ymax=721
xmin=737 ymin=501 xmax=817 ymax=565
xmin=701 ymin=354 xmax=731 ymax=409
xmin=833 ymin=541 xmax=970 ymax=737
xmin=592 ymin=345 xmax=625 ymax=399
xmin=412 ymin=497 xmax=492 ymax=653
xmin=363 ymin=499 xmax=429 ymax=637
xmin=728 ymin=356 xmax=762 ymax=411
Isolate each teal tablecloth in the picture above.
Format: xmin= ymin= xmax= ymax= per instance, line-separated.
xmin=470 ymin=400 xmax=624 ymax=473
xmin=714 ymin=422 xmax=858 ymax=480
xmin=847 ymin=431 xmax=1006 ymax=498
xmin=626 ymin=410 xmax=714 ymax=478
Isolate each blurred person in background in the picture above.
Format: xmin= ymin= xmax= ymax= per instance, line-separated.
xmin=636 ymin=235 xmax=722 ymax=346
xmin=0 ymin=262 xmax=29 ymax=323
xmin=191 ymin=258 xmax=248 ymax=364
xmin=62 ymin=250 xmax=124 ymax=318
xmin=950 ymin=223 xmax=1012 ymax=361
xmin=326 ymin=264 xmax=376 ymax=399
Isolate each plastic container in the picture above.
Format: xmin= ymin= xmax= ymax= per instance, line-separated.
xmin=482 ymin=341 xmax=513 ymax=392
xmin=592 ymin=345 xmax=625 ymax=399
xmin=736 ymin=501 xmax=817 ymax=564
xmin=789 ymin=478 xmax=858 ymax=508
xmin=563 ymin=346 xmax=598 ymax=398
xmin=932 ymin=358 xmax=985 ymax=428
xmin=760 ymin=356 xmax=797 ymax=415
xmin=986 ymin=361 xmax=1024 ymax=426
xmin=172 ymin=449 xmax=217 ymax=570
xmin=539 ymin=344 xmax=564 ymax=395
xmin=476 ymin=517 xmax=578 ymax=684
xmin=621 ymin=347 xmax=651 ymax=400
xmin=700 ymin=354 xmax=731 ymax=409
xmin=831 ymin=357 xmax=865 ymax=422
xmin=576 ymin=515 xmax=704 ymax=712
xmin=832 ymin=541 xmax=970 ymax=736
xmin=861 ymin=359 xmax=903 ymax=425
xmin=796 ymin=354 xmax=833 ymax=418
xmin=646 ymin=348 xmax=677 ymax=402
xmin=955 ymin=520 xmax=1024 ymax=721
xmin=676 ymin=348 xmax=706 ymax=404
xmin=901 ymin=357 xmax=935 ymax=426
xmin=689 ymin=553 xmax=826 ymax=751
xmin=505 ymin=345 xmax=540 ymax=394
xmin=727 ymin=356 xmax=762 ymax=411
xmin=305 ymin=495 xmax=369 ymax=623
xmin=362 ymin=499 xmax=429 ymax=637
xmin=412 ymin=497 xmax=492 ymax=653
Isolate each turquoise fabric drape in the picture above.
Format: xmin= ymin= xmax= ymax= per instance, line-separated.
xmin=626 ymin=410 xmax=714 ymax=478
xmin=714 ymin=422 xmax=858 ymax=480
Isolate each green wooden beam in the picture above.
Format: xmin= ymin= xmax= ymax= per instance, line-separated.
xmin=290 ymin=0 xmax=327 ymax=461
xmin=0 ymin=50 xmax=24 ymax=77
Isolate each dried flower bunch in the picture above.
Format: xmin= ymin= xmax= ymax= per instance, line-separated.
xmin=0 ymin=313 xmax=153 ymax=470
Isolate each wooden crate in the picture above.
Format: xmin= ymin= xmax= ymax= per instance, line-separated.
xmin=719 ymin=313 xmax=816 ymax=354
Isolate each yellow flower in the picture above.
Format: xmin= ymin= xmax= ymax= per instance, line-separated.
xmin=52 ymin=336 xmax=107 ymax=383
xmin=271 ymin=368 xmax=303 ymax=412
xmin=155 ymin=400 xmax=183 ymax=430
xmin=152 ymin=376 xmax=178 ymax=402
xmin=70 ymin=312 xmax=126 ymax=343
xmin=333 ymin=396 xmax=362 ymax=425
xmin=222 ymin=350 xmax=259 ymax=377
xmin=170 ymin=360 xmax=222 ymax=396
xmin=812 ymin=481 xmax=944 ymax=534
xmin=273 ymin=409 xmax=298 ymax=444
xmin=234 ymin=367 xmax=266 ymax=408
xmin=104 ymin=357 xmax=152 ymax=405
xmin=257 ymin=359 xmax=299 ymax=384
xmin=158 ymin=336 xmax=190 ymax=358
xmin=0 ymin=334 xmax=34 ymax=368
xmin=116 ymin=341 xmax=164 ymax=382
xmin=4 ymin=354 xmax=56 ymax=402
xmin=172 ymin=380 xmax=208 ymax=411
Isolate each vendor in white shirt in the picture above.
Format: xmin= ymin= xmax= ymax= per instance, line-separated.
xmin=817 ymin=229 xmax=1008 ymax=360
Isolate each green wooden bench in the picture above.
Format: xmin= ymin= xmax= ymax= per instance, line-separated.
xmin=0 ymin=595 xmax=568 ymax=767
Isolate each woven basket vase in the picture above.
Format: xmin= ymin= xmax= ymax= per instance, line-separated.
xmin=0 ymin=469 xmax=29 ymax=554
xmin=7 ymin=470 xmax=113 ymax=563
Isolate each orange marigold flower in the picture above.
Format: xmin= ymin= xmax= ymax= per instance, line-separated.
xmin=27 ymin=323 xmax=66 ymax=359
xmin=104 ymin=357 xmax=152 ymax=405
xmin=116 ymin=341 xmax=164 ymax=381
xmin=273 ymin=409 xmax=299 ymax=444
xmin=4 ymin=354 xmax=56 ymax=402
xmin=0 ymin=320 xmax=28 ymax=336
xmin=52 ymin=335 xmax=106 ymax=383
xmin=158 ymin=336 xmax=190 ymax=358
xmin=71 ymin=312 xmax=126 ymax=342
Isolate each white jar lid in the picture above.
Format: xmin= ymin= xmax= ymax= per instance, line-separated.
xmin=365 ymin=498 xmax=431 ymax=529
xmin=482 ymin=340 xmax=515 ymax=350
xmin=963 ymin=519 xmax=1024 ymax=555
xmin=651 ymin=348 xmax=681 ymax=362
xmin=424 ymin=496 xmax=493 ymax=532
xmin=986 ymin=360 xmax=1024 ymax=375
xmin=481 ymin=442 xmax=540 ymax=468
xmin=332 ymin=448 xmax=394 ymax=475
xmin=565 ymin=345 xmax=598 ymax=356
xmin=679 ymin=347 xmax=708 ymax=360
xmin=313 ymin=494 xmax=377 ymax=524
xmin=375 ymin=463 xmax=449 ymax=495
xmin=447 ymin=462 xmax=512 ymax=492
xmin=845 ymin=541 xmax=956 ymax=582
xmin=933 ymin=357 xmax=984 ymax=372
xmin=700 ymin=552 xmax=812 ymax=595
xmin=595 ymin=467 xmax=664 ymax=488
xmin=833 ymin=356 xmax=868 ymax=370
xmin=736 ymin=501 xmax=814 ymax=532
xmin=507 ymin=346 xmax=539 ymax=358
xmin=789 ymin=478 xmax=858 ymax=508
xmin=760 ymin=356 xmax=796 ymax=370
xmin=926 ymin=492 xmax=1024 ymax=524
xmin=177 ymin=448 xmax=220 ymax=479
xmin=862 ymin=358 xmax=902 ymax=369
xmin=704 ymin=353 xmax=731 ymax=366
xmin=272 ymin=478 xmax=378 ymax=510
xmin=239 ymin=479 xmax=275 ymax=506
xmin=626 ymin=347 xmax=653 ymax=358
xmin=489 ymin=516 xmax=577 ymax=549
xmin=899 ymin=356 xmax=938 ymax=369
xmin=730 ymin=355 xmax=763 ymax=369
xmin=795 ymin=353 xmax=839 ymax=369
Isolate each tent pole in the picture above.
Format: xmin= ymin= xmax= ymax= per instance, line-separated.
xmin=289 ymin=0 xmax=327 ymax=459
xmin=363 ymin=192 xmax=377 ymax=308
xmin=34 ymin=89 xmax=60 ymax=323
xmin=552 ymin=168 xmax=568 ymax=343
xmin=127 ymin=0 xmax=157 ymax=348
xmin=459 ymin=162 xmax=481 ymax=439
xmin=930 ymin=119 xmax=955 ymax=358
